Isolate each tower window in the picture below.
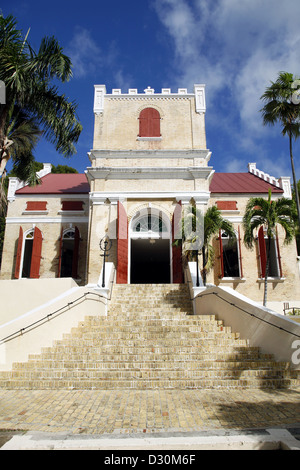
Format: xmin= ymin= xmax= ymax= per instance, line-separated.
xmin=138 ymin=108 xmax=161 ymax=137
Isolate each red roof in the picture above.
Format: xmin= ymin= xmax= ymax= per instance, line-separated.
xmin=210 ymin=172 xmax=283 ymax=194
xmin=15 ymin=170 xmax=283 ymax=196
xmin=16 ymin=173 xmax=90 ymax=194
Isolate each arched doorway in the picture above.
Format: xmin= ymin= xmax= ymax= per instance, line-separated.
xmin=129 ymin=208 xmax=171 ymax=284
xmin=14 ymin=226 xmax=43 ymax=279
xmin=58 ymin=227 xmax=80 ymax=278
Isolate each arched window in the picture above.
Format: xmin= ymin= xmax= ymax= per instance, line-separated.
xmin=58 ymin=227 xmax=80 ymax=278
xmin=138 ymin=108 xmax=161 ymax=137
xmin=258 ymin=226 xmax=282 ymax=278
xmin=219 ymin=229 xmax=243 ymax=278
xmin=132 ymin=214 xmax=168 ymax=234
xmin=14 ymin=226 xmax=43 ymax=279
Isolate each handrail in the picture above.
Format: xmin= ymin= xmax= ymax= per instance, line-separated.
xmin=193 ymin=290 xmax=300 ymax=339
xmin=0 ymin=291 xmax=107 ymax=345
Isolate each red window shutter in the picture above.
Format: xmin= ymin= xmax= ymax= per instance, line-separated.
xmin=14 ymin=226 xmax=23 ymax=279
xmin=26 ymin=201 xmax=47 ymax=211
xmin=57 ymin=227 xmax=64 ymax=278
xmin=219 ymin=229 xmax=224 ymax=278
xmin=237 ymin=226 xmax=243 ymax=278
xmin=72 ymin=226 xmax=80 ymax=278
xmin=61 ymin=201 xmax=84 ymax=211
xmin=216 ymin=201 xmax=237 ymax=210
xmin=275 ymin=227 xmax=283 ymax=278
xmin=172 ymin=202 xmax=183 ymax=284
xmin=139 ymin=108 xmax=161 ymax=137
xmin=30 ymin=227 xmax=43 ymax=279
xmin=258 ymin=226 xmax=267 ymax=278
xmin=117 ymin=201 xmax=128 ymax=284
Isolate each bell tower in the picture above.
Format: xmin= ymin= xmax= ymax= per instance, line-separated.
xmin=86 ymin=85 xmax=213 ymax=285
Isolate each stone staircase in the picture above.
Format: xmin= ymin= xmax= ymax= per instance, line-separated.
xmin=0 ymin=283 xmax=299 ymax=390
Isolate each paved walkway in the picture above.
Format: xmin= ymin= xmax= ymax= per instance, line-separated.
xmin=1 ymin=388 xmax=300 ymax=437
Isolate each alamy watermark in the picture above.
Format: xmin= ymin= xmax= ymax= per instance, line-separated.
xmin=292 ymin=340 xmax=300 ymax=365
xmin=291 ymin=79 xmax=300 ymax=105
xmin=0 ymin=80 xmax=5 ymax=104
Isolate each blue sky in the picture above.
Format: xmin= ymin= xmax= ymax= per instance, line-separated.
xmin=2 ymin=0 xmax=300 ymax=184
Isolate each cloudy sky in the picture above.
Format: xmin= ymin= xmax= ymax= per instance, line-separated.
xmin=2 ymin=0 xmax=300 ymax=183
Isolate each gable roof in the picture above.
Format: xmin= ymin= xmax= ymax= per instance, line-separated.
xmin=16 ymin=173 xmax=90 ymax=195
xmin=15 ymin=170 xmax=283 ymax=196
xmin=210 ymin=172 xmax=284 ymax=194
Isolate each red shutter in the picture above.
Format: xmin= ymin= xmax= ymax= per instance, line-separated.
xmin=61 ymin=201 xmax=84 ymax=211
xmin=237 ymin=226 xmax=243 ymax=278
xmin=117 ymin=201 xmax=128 ymax=284
xmin=57 ymin=227 xmax=64 ymax=278
xmin=216 ymin=201 xmax=237 ymax=210
xmin=139 ymin=108 xmax=160 ymax=137
xmin=275 ymin=227 xmax=283 ymax=278
xmin=219 ymin=229 xmax=224 ymax=278
xmin=258 ymin=226 xmax=267 ymax=278
xmin=14 ymin=226 xmax=23 ymax=279
xmin=72 ymin=226 xmax=80 ymax=278
xmin=30 ymin=227 xmax=43 ymax=279
xmin=172 ymin=202 xmax=183 ymax=284
xmin=26 ymin=201 xmax=47 ymax=211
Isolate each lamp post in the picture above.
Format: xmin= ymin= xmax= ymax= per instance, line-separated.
xmin=99 ymin=235 xmax=112 ymax=288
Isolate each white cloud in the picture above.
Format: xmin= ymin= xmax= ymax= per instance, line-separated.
xmin=66 ymin=27 xmax=102 ymax=78
xmin=154 ymin=0 xmax=300 ymax=132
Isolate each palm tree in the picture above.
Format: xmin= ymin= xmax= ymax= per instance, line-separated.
xmin=260 ymin=71 xmax=300 ymax=230
xmin=202 ymin=206 xmax=235 ymax=285
xmin=243 ymin=189 xmax=297 ymax=306
xmin=0 ymin=14 xmax=82 ymax=183
xmin=176 ymin=204 xmax=235 ymax=285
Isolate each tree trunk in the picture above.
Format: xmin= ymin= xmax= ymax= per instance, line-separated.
xmin=263 ymin=235 xmax=271 ymax=307
xmin=289 ymin=131 xmax=300 ymax=229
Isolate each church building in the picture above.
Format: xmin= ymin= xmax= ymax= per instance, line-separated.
xmin=1 ymin=84 xmax=299 ymax=309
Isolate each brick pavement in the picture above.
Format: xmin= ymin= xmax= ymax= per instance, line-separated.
xmin=1 ymin=388 xmax=300 ymax=436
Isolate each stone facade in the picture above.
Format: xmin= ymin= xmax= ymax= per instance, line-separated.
xmin=1 ymin=84 xmax=299 ymax=306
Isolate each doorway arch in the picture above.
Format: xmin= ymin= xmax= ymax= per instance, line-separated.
xmin=129 ymin=207 xmax=172 ymax=284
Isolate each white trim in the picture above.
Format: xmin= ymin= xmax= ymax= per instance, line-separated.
xmin=6 ymin=217 xmax=89 ymax=224
xmin=136 ymin=137 xmax=162 ymax=141
xmin=90 ymin=191 xmax=211 ymax=205
xmin=86 ymin=166 xmax=214 ymax=181
xmin=221 ymin=216 xmax=243 ymax=223
xmin=22 ymin=211 xmax=48 ymax=215
xmin=57 ymin=211 xmax=85 ymax=215
xmin=88 ymin=149 xmax=211 ymax=160
xmin=219 ymin=277 xmax=246 ymax=283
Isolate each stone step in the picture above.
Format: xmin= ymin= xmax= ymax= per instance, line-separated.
xmin=1 ymin=282 xmax=299 ymax=391
xmin=0 ymin=377 xmax=298 ymax=391
xmin=52 ymin=338 xmax=249 ymax=349
xmin=0 ymin=366 xmax=293 ymax=381
xmin=27 ymin=348 xmax=265 ymax=363
xmin=64 ymin=329 xmax=238 ymax=340
xmin=10 ymin=359 xmax=289 ymax=371
xmin=35 ymin=345 xmax=260 ymax=359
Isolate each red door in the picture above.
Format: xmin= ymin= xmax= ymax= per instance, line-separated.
xmin=14 ymin=226 xmax=23 ymax=279
xmin=172 ymin=202 xmax=183 ymax=283
xmin=72 ymin=226 xmax=80 ymax=278
xmin=117 ymin=201 xmax=128 ymax=283
xmin=139 ymin=108 xmax=161 ymax=137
